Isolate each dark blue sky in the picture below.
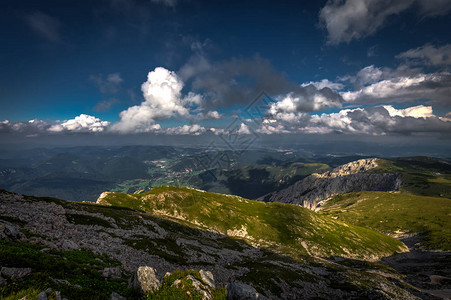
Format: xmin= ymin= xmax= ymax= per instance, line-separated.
xmin=0 ymin=0 xmax=450 ymax=142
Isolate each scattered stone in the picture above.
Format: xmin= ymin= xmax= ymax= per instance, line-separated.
xmin=199 ymin=270 xmax=215 ymax=289
xmin=102 ymin=267 xmax=122 ymax=279
xmin=37 ymin=291 xmax=47 ymax=300
xmin=109 ymin=292 xmax=126 ymax=300
xmin=227 ymin=282 xmax=267 ymax=300
xmin=128 ymin=266 xmax=161 ymax=293
xmin=1 ymin=267 xmax=32 ymax=281
xmin=0 ymin=221 xmax=22 ymax=241
xmin=61 ymin=239 xmax=80 ymax=251
xmin=44 ymin=288 xmax=52 ymax=294
xmin=55 ymin=291 xmax=62 ymax=300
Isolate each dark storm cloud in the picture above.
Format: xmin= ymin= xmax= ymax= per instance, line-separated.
xmin=179 ymin=55 xmax=344 ymax=111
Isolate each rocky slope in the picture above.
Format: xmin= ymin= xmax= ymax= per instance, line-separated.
xmin=257 ymin=158 xmax=402 ymax=210
xmin=0 ymin=188 xmax=423 ymax=299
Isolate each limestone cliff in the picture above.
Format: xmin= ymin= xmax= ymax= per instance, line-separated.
xmin=257 ymin=158 xmax=402 ymax=210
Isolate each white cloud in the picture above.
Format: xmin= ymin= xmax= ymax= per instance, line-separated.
xmin=301 ymin=79 xmax=344 ymax=91
xmin=302 ymin=105 xmax=451 ymax=135
xmin=111 ymin=67 xmax=204 ymax=133
xmin=48 ymin=114 xmax=110 ymax=133
xmin=396 ymin=44 xmax=451 ymax=66
xmin=237 ymin=123 xmax=251 ymax=135
xmin=341 ymin=72 xmax=451 ymax=106
xmin=320 ymin=0 xmax=451 ymax=44
xmin=382 ymin=105 xmax=434 ymax=118
xmin=164 ymin=124 xmax=206 ymax=135
xmin=268 ymin=90 xmax=342 ymax=122
xmin=195 ymin=110 xmax=222 ymax=120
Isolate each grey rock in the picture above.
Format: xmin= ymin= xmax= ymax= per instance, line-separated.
xmin=129 ymin=266 xmax=161 ymax=293
xmin=44 ymin=288 xmax=52 ymax=294
xmin=109 ymin=292 xmax=126 ymax=300
xmin=0 ymin=221 xmax=22 ymax=241
xmin=37 ymin=291 xmax=47 ymax=300
xmin=199 ymin=270 xmax=215 ymax=289
xmin=173 ymin=275 xmax=212 ymax=300
xmin=55 ymin=291 xmax=62 ymax=300
xmin=227 ymin=282 xmax=267 ymax=300
xmin=102 ymin=267 xmax=122 ymax=279
xmin=61 ymin=239 xmax=80 ymax=251
xmin=1 ymin=267 xmax=32 ymax=281
xmin=258 ymin=158 xmax=402 ymax=210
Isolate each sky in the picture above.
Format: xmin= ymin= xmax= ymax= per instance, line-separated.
xmin=0 ymin=0 xmax=450 ymax=151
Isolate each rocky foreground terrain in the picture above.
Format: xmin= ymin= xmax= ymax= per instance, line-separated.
xmin=1 ymin=187 xmax=447 ymax=299
xmin=258 ymin=159 xmax=402 ymax=210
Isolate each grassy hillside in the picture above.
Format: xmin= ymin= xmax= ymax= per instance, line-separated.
xmin=319 ymin=191 xmax=451 ymax=251
xmin=98 ymin=186 xmax=407 ymax=260
xmin=371 ymin=157 xmax=451 ymax=198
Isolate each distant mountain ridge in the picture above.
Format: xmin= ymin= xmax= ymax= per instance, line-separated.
xmin=257 ymin=158 xmax=402 ymax=210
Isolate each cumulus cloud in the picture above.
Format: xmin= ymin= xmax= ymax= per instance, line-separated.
xmin=111 ymin=67 xmax=205 ymax=133
xmin=90 ymin=73 xmax=123 ymax=94
xmin=164 ymin=124 xmax=207 ymax=135
xmin=25 ymin=11 xmax=61 ymax=42
xmin=268 ymin=85 xmax=343 ymax=123
xmin=382 ymin=105 xmax=435 ymax=118
xmin=0 ymin=115 xmax=110 ymax=134
xmin=396 ymin=44 xmax=451 ymax=67
xmin=302 ymin=105 xmax=451 ymax=135
xmin=341 ymin=71 xmax=451 ymax=106
xmin=320 ymin=0 xmax=451 ymax=44
xmin=48 ymin=114 xmax=110 ymax=133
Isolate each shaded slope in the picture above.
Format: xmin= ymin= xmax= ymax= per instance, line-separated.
xmin=97 ymin=186 xmax=407 ymax=260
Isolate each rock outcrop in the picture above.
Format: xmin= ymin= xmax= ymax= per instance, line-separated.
xmin=128 ymin=266 xmax=161 ymax=293
xmin=258 ymin=158 xmax=402 ymax=210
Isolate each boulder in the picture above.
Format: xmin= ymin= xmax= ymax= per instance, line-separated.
xmin=199 ymin=270 xmax=215 ymax=289
xmin=227 ymin=282 xmax=267 ymax=300
xmin=0 ymin=221 xmax=23 ymax=241
xmin=102 ymin=267 xmax=122 ymax=279
xmin=128 ymin=266 xmax=161 ymax=293
xmin=1 ymin=267 xmax=32 ymax=281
